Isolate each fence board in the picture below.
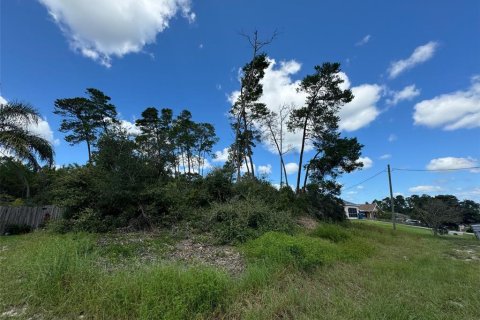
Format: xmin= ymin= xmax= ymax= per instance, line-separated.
xmin=0 ymin=206 xmax=64 ymax=234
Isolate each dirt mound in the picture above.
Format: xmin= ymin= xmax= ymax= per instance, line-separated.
xmin=167 ymin=239 xmax=245 ymax=275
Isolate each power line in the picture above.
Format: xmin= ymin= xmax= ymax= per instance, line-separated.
xmin=342 ymin=169 xmax=386 ymax=191
xmin=392 ymin=166 xmax=480 ymax=172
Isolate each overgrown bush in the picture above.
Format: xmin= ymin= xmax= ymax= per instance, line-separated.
xmin=4 ymin=223 xmax=32 ymax=235
xmin=311 ymin=223 xmax=351 ymax=242
xmin=204 ymin=167 xmax=234 ymax=202
xmin=206 ymin=198 xmax=294 ymax=244
xmin=232 ymin=177 xmax=280 ymax=205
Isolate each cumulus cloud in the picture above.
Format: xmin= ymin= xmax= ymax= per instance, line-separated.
xmin=119 ymin=119 xmax=141 ymax=136
xmin=413 ymin=76 xmax=480 ymax=130
xmin=339 ymin=83 xmax=382 ymax=131
xmin=28 ymin=117 xmax=60 ymax=146
xmin=357 ymin=156 xmax=373 ymax=169
xmin=388 ymin=41 xmax=438 ymax=78
xmin=388 ymin=134 xmax=397 ymax=142
xmin=387 ymin=85 xmax=420 ymax=105
xmin=379 ymin=154 xmax=391 ymax=160
xmin=228 ymin=58 xmax=382 ymax=153
xmin=284 ymin=162 xmax=299 ymax=175
xmin=426 ymin=157 xmax=479 ymax=173
xmin=356 ymin=34 xmax=371 ymax=46
xmin=213 ymin=148 xmax=229 ymax=162
xmin=408 ymin=185 xmax=442 ymax=193
xmin=258 ymin=164 xmax=272 ymax=175
xmin=39 ymin=0 xmax=195 ymax=67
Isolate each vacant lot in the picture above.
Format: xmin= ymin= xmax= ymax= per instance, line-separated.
xmin=1 ymin=221 xmax=479 ymax=319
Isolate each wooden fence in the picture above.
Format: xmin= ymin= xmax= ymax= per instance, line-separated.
xmin=0 ymin=206 xmax=64 ymax=234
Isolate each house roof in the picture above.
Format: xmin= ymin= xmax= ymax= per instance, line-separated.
xmin=343 ymin=200 xmax=358 ymax=207
xmin=358 ymin=203 xmax=377 ymax=212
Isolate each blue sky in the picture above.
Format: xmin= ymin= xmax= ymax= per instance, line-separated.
xmin=1 ymin=0 xmax=479 ymax=203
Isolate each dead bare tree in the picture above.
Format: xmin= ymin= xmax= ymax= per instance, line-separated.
xmin=261 ymin=103 xmax=294 ymax=187
xmin=229 ymin=30 xmax=277 ymax=179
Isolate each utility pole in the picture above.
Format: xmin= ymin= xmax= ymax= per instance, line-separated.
xmin=387 ymin=164 xmax=396 ymax=230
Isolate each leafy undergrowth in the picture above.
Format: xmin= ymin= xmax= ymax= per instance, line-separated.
xmin=0 ymin=221 xmax=479 ymax=319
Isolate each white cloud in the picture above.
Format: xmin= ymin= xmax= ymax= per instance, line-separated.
xmin=284 ymin=162 xmax=299 ymax=175
xmin=339 ymin=83 xmax=382 ymax=131
xmin=258 ymin=164 xmax=272 ymax=175
xmin=426 ymin=157 xmax=479 ymax=173
xmin=388 ymin=134 xmax=397 ymax=142
xmin=119 ymin=119 xmax=141 ymax=136
xmin=0 ymin=96 xmax=7 ymax=105
xmin=357 ymin=156 xmax=373 ymax=169
xmin=28 ymin=117 xmax=60 ymax=146
xmin=408 ymin=185 xmax=442 ymax=193
xmin=387 ymin=85 xmax=420 ymax=105
xmin=213 ymin=148 xmax=229 ymax=163
xmin=413 ymin=76 xmax=480 ymax=130
xmin=39 ymin=0 xmax=195 ymax=67
xmin=388 ymin=41 xmax=439 ymax=78
xmin=356 ymin=34 xmax=371 ymax=46
xmin=357 ymin=185 xmax=364 ymax=189
xmin=379 ymin=154 xmax=391 ymax=160
xmin=228 ymin=58 xmax=382 ymax=152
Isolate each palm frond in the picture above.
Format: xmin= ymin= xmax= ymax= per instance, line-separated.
xmin=0 ymin=101 xmax=40 ymax=127
xmin=0 ymin=128 xmax=54 ymax=171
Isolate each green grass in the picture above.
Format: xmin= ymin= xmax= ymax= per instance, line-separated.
xmin=1 ymin=221 xmax=479 ymax=319
xmin=357 ymin=219 xmax=476 ymax=238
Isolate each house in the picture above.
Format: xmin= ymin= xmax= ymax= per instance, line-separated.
xmin=358 ymin=203 xmax=378 ymax=220
xmin=343 ymin=201 xmax=360 ymax=219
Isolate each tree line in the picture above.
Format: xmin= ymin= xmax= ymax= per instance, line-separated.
xmin=373 ymin=194 xmax=480 ymax=231
xmin=7 ymin=31 xmax=474 ymax=236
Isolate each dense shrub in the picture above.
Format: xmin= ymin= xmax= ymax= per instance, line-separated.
xmin=311 ymin=223 xmax=351 ymax=242
xmin=203 ymin=167 xmax=234 ymax=202
xmin=47 ymin=209 xmax=118 ymax=233
xmin=47 ymin=219 xmax=74 ymax=234
xmin=297 ymin=185 xmax=346 ymax=221
xmin=207 ymin=198 xmax=294 ymax=244
xmin=4 ymin=223 xmax=32 ymax=235
xmin=232 ymin=177 xmax=280 ymax=205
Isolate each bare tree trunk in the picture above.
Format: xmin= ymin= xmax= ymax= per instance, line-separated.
xmin=267 ymin=122 xmax=289 ymax=188
xmin=296 ymin=116 xmax=309 ymax=193
xmin=248 ymin=153 xmax=255 ymax=176
xmin=303 ymin=150 xmax=321 ymax=189
xmin=86 ymin=140 xmax=92 ymax=163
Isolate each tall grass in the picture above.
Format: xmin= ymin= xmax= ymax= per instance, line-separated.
xmin=1 ymin=222 xmax=479 ymax=319
xmin=0 ymin=233 xmax=230 ymax=319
